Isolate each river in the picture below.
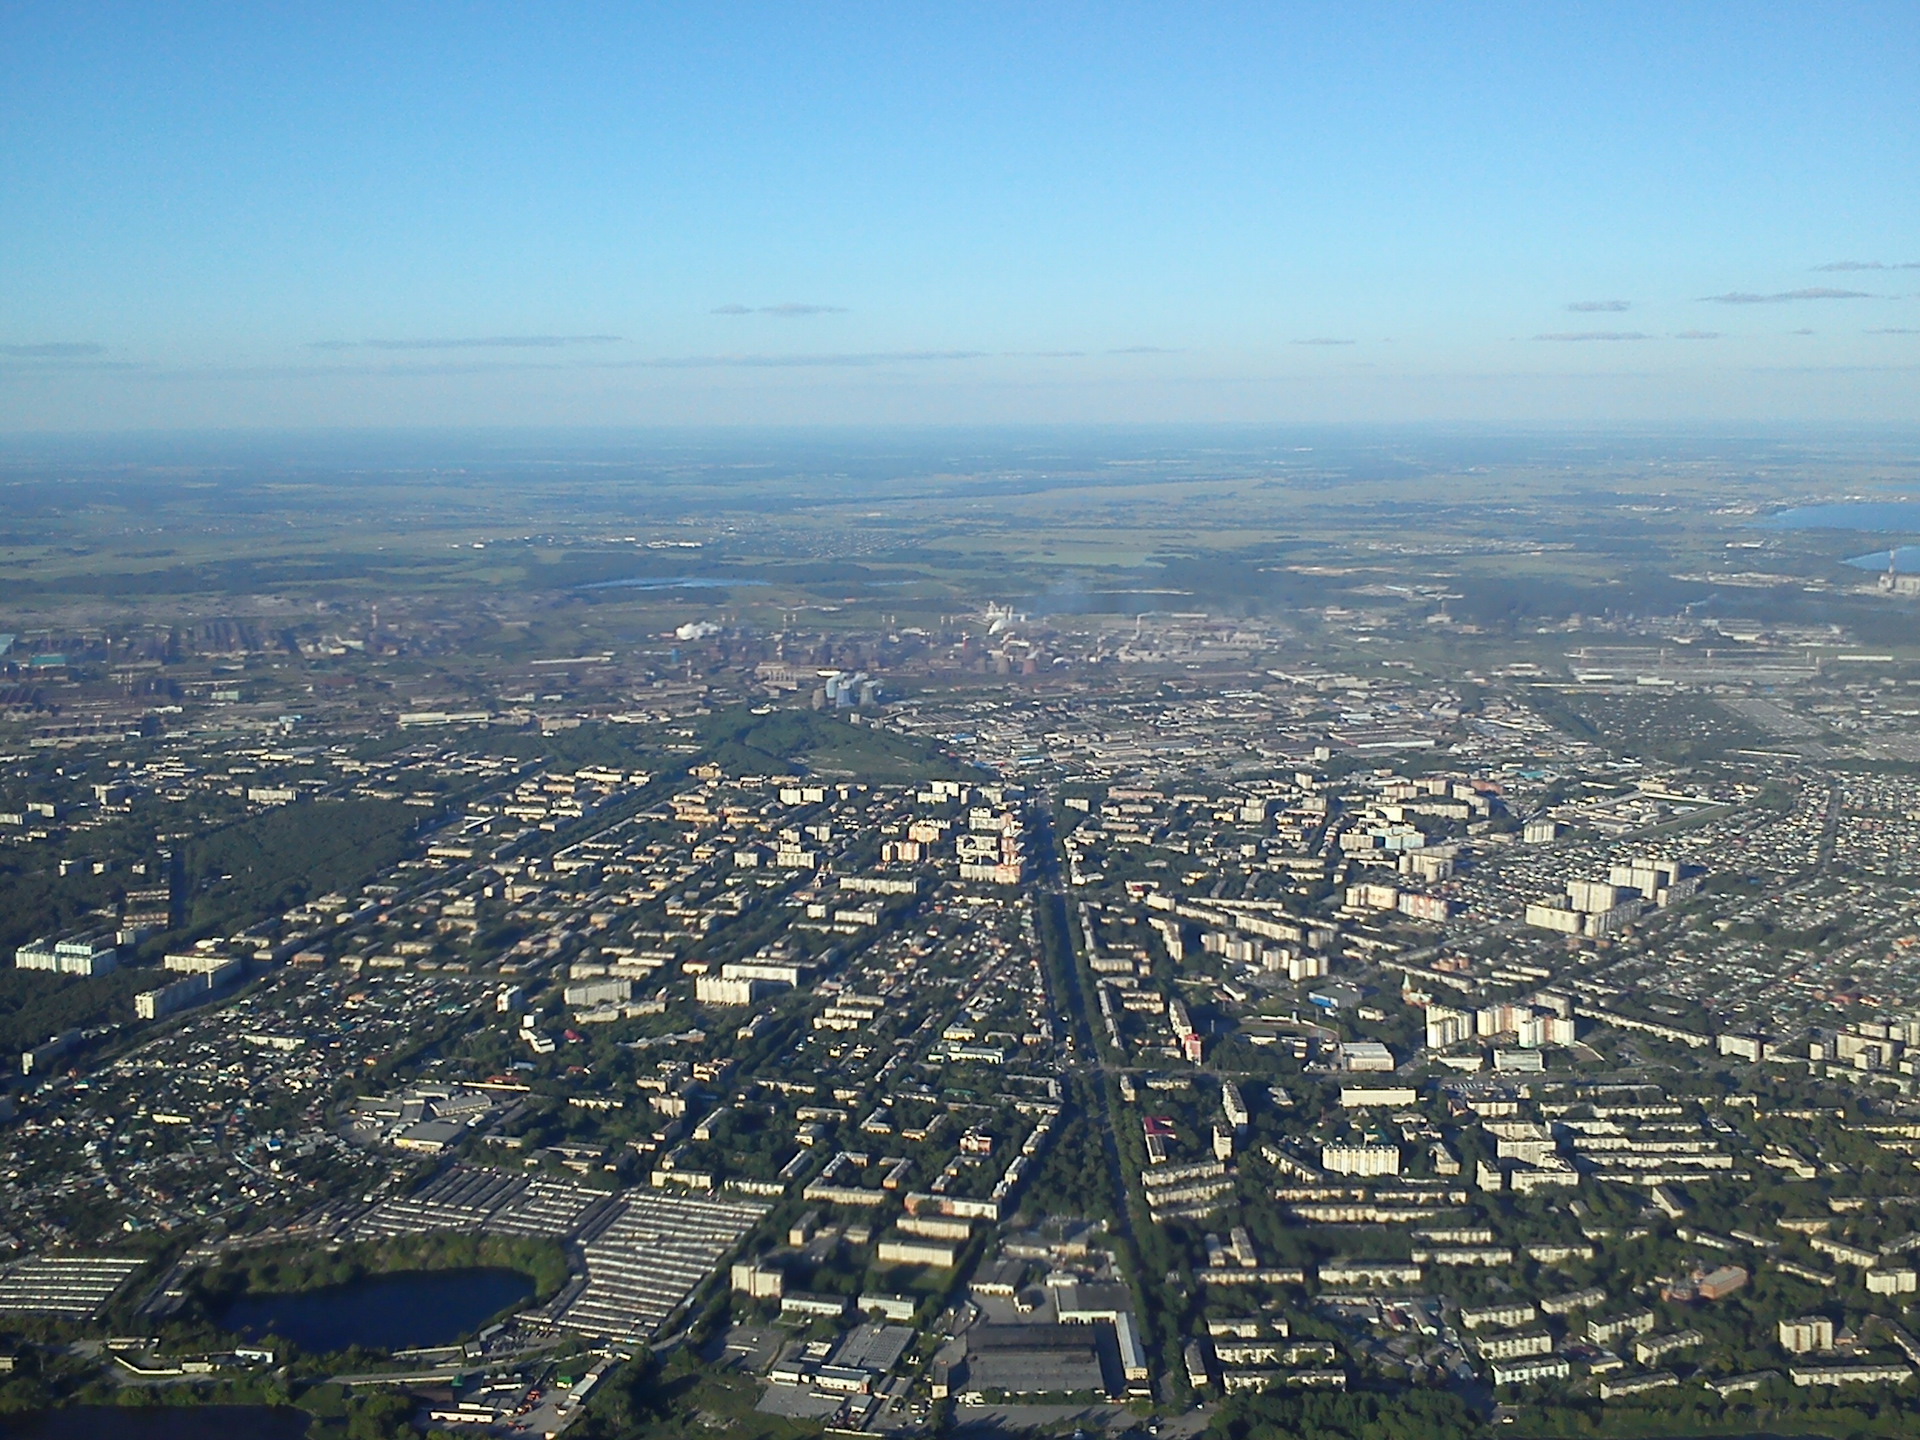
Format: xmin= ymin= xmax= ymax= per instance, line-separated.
xmin=1765 ymin=499 xmax=1920 ymax=532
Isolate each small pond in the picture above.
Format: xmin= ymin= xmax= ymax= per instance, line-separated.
xmin=5 ymin=1407 xmax=310 ymax=1440
xmin=213 ymin=1266 xmax=533 ymax=1354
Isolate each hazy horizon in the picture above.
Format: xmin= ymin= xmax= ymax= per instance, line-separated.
xmin=5 ymin=6 xmax=1918 ymax=431
xmin=5 ymin=420 xmax=1920 ymax=485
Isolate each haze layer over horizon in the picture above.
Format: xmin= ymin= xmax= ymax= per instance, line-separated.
xmin=3 ymin=5 xmax=1917 ymax=430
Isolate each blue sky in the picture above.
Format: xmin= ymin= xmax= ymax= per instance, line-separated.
xmin=3 ymin=4 xmax=1917 ymax=429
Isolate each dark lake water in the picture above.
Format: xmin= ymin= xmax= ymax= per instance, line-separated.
xmin=213 ymin=1266 xmax=533 ymax=1354
xmin=2 ymin=1407 xmax=309 ymax=1440
xmin=1765 ymin=499 xmax=1920 ymax=532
